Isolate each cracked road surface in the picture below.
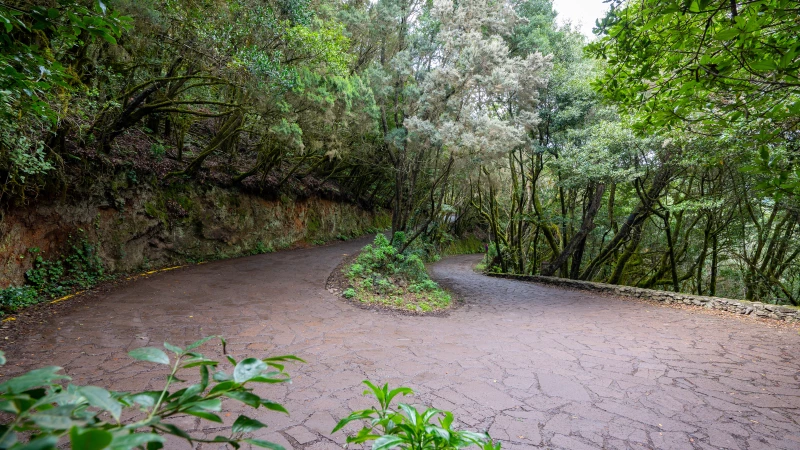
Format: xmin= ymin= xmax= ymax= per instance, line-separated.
xmin=2 ymin=237 xmax=800 ymax=449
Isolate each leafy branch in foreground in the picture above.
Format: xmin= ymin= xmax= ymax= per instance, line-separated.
xmin=333 ymin=381 xmax=501 ymax=450
xmin=0 ymin=337 xmax=303 ymax=449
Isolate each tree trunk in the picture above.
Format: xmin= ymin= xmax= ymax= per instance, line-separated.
xmin=580 ymin=165 xmax=673 ymax=280
xmin=543 ymin=183 xmax=605 ymax=277
xmin=709 ymin=234 xmax=718 ymax=296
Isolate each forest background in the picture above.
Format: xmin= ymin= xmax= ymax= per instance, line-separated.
xmin=1 ymin=0 xmax=799 ymax=306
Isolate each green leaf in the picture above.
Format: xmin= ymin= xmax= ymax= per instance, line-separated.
xmin=398 ymin=403 xmax=421 ymax=427
xmin=0 ymin=367 xmax=67 ymax=394
xmin=248 ymin=373 xmax=289 ymax=384
xmin=186 ymin=335 xmax=218 ymax=350
xmin=243 ymin=439 xmax=286 ymax=450
xmin=0 ymin=350 xmax=5 ymax=365
xmin=714 ymin=29 xmax=739 ymax=40
xmin=163 ymin=342 xmax=183 ymax=355
xmin=126 ymin=391 xmax=161 ymax=409
xmin=14 ymin=434 xmax=58 ymax=450
xmin=386 ymin=386 xmax=413 ymax=405
xmin=232 ymin=415 xmax=268 ymax=433
xmin=261 ymin=401 xmax=289 ymax=414
xmin=98 ymin=32 xmax=117 ymax=44
xmin=128 ymin=347 xmax=170 ymax=365
xmin=157 ymin=423 xmax=191 ymax=440
xmin=440 ymin=411 xmax=454 ymax=429
xmin=0 ymin=429 xmax=17 ymax=449
xmin=209 ymin=381 xmax=237 ymax=395
xmin=189 ymin=398 xmax=221 ymax=411
xmin=262 ymin=355 xmax=305 ymax=363
xmin=362 ymin=380 xmax=384 ymax=402
xmin=199 ymin=365 xmax=209 ymax=392
xmin=750 ymin=59 xmax=777 ymax=70
xmin=0 ymin=400 xmax=17 ymax=414
xmin=178 ymin=384 xmax=203 ymax=403
xmin=80 ymin=386 xmax=122 ymax=421
xmin=373 ymin=435 xmax=405 ymax=450
xmin=70 ymin=427 xmax=113 ymax=450
xmin=181 ymin=358 xmax=218 ymax=368
xmin=184 ymin=408 xmax=222 ymax=423
xmin=30 ymin=405 xmax=77 ymax=429
xmin=332 ymin=410 xmax=375 ymax=433
xmin=233 ymin=358 xmax=267 ymax=383
xmin=212 ymin=371 xmax=233 ymax=382
xmin=224 ymin=391 xmax=261 ymax=408
xmin=109 ymin=433 xmax=165 ymax=450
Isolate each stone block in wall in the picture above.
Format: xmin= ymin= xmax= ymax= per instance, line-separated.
xmin=486 ymin=272 xmax=800 ymax=325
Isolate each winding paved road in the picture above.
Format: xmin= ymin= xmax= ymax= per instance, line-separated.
xmin=2 ymin=237 xmax=800 ymax=449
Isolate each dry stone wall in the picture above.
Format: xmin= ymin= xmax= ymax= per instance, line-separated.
xmin=487 ymin=273 xmax=800 ymax=323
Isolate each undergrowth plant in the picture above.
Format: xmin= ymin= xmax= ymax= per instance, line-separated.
xmin=0 ymin=337 xmax=301 ymax=449
xmin=0 ymin=286 xmax=39 ymax=315
xmin=344 ymin=234 xmax=451 ymax=312
xmin=333 ymin=381 xmax=501 ymax=450
xmin=0 ymin=231 xmax=109 ymax=315
xmin=25 ymin=231 xmax=106 ymax=298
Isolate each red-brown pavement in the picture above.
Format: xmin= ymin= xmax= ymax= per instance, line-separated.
xmin=2 ymin=236 xmax=800 ymax=449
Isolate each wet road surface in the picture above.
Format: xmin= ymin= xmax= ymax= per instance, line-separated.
xmin=2 ymin=237 xmax=799 ymax=449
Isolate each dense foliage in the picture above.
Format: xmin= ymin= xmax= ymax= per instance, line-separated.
xmin=0 ymin=337 xmax=301 ymax=449
xmin=0 ymin=0 xmax=370 ymax=203
xmin=468 ymin=0 xmax=800 ymax=305
xmin=589 ymin=0 xmax=799 ymax=137
xmin=345 ymin=234 xmax=451 ymax=312
xmin=1 ymin=0 xmax=799 ymax=305
xmin=0 ymin=233 xmax=106 ymax=315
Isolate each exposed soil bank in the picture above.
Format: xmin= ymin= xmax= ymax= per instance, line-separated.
xmin=1 ymin=179 xmax=388 ymax=287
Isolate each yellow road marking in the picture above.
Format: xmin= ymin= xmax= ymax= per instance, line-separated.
xmin=51 ymin=291 xmax=85 ymax=305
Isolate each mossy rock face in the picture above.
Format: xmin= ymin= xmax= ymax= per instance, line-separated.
xmin=0 ymin=179 xmax=387 ymax=287
xmin=306 ymin=213 xmax=322 ymax=235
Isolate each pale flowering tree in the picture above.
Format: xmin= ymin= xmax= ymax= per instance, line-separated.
xmin=390 ymin=0 xmax=551 ymax=249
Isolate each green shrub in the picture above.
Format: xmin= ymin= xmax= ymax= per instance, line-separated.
xmin=24 ymin=248 xmax=66 ymax=298
xmin=333 ymin=381 xmax=501 ymax=449
xmin=408 ymin=279 xmax=439 ymax=294
xmin=0 ymin=337 xmax=300 ymax=450
xmin=348 ymin=263 xmax=365 ymax=278
xmin=63 ymin=238 xmax=105 ymax=289
xmin=25 ymin=233 xmax=106 ymax=299
xmin=0 ymin=286 xmax=40 ymax=315
xmin=150 ymin=143 xmax=166 ymax=161
xmin=342 ymin=234 xmax=451 ymax=312
xmin=252 ymin=241 xmax=274 ymax=255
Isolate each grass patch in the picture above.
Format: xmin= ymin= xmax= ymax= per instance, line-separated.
xmin=344 ymin=233 xmax=452 ymax=313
